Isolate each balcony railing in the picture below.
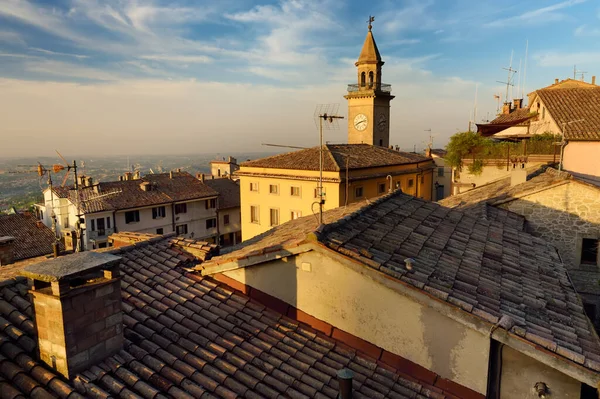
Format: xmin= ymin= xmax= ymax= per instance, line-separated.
xmin=347 ymin=83 xmax=392 ymax=93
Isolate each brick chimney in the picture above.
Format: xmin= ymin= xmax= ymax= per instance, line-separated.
xmin=593 ymin=76 xmax=596 ymax=85
xmin=0 ymin=236 xmax=15 ymax=266
xmin=502 ymin=102 xmax=512 ymax=115
xmin=21 ymin=252 xmax=123 ymax=379
xmin=513 ymin=98 xmax=523 ymax=110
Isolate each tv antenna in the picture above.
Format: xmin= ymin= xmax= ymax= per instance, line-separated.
xmin=314 ymin=104 xmax=344 ymax=225
xmin=497 ymin=50 xmax=517 ymax=102
xmin=573 ymin=65 xmax=587 ymax=81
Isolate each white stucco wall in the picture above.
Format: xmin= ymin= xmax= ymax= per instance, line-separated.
xmin=224 ymin=250 xmax=490 ymax=394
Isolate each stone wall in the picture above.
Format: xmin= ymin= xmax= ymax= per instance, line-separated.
xmin=499 ymin=181 xmax=600 ymax=322
xmin=32 ymin=278 xmax=123 ymax=378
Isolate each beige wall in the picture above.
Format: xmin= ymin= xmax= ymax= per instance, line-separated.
xmin=500 ymin=346 xmax=582 ymax=399
xmin=563 ymin=141 xmax=600 ymax=180
xmin=224 ymin=250 xmax=490 ymax=394
xmin=240 ymin=163 xmax=433 ymax=241
xmin=454 ymin=162 xmax=546 ymax=195
xmin=346 ymin=94 xmax=392 ymax=147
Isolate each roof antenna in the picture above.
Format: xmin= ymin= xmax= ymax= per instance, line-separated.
xmin=314 ymin=104 xmax=344 ymax=225
xmin=522 ymin=40 xmax=528 ymax=100
xmin=497 ymin=50 xmax=517 ymax=103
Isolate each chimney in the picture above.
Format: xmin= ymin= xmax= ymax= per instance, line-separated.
xmin=502 ymin=102 xmax=512 ymax=115
xmin=78 ymin=175 xmax=86 ymax=187
xmin=555 ymin=78 xmax=559 ymax=85
xmin=511 ymin=166 xmax=528 ymax=186
xmin=119 ymin=176 xmax=124 ymax=182
xmin=337 ymin=368 xmax=354 ymax=399
xmin=21 ymin=252 xmax=123 ymax=379
xmin=140 ymin=181 xmax=151 ymax=192
xmin=513 ymin=98 xmax=523 ymax=110
xmin=0 ymin=236 xmax=15 ymax=266
xmin=85 ymin=176 xmax=93 ymax=187
xmin=169 ymin=171 xmax=174 ymax=179
xmin=124 ymin=172 xmax=132 ymax=181
xmin=593 ymin=76 xmax=596 ymax=85
xmin=176 ymin=168 xmax=181 ymax=173
xmin=425 ymin=147 xmax=432 ymax=158
xmin=133 ymin=171 xmax=140 ymax=180
xmin=200 ymin=173 xmax=205 ymax=183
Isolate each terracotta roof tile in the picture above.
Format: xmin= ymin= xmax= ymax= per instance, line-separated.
xmin=241 ymin=144 xmax=429 ymax=172
xmin=0 ymin=213 xmax=62 ymax=263
xmin=0 ymin=236 xmax=461 ymax=398
xmin=537 ymin=87 xmax=600 ymax=140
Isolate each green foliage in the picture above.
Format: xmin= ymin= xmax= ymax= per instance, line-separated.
xmin=468 ymin=159 xmax=484 ymax=175
xmin=445 ymin=131 xmax=484 ymax=170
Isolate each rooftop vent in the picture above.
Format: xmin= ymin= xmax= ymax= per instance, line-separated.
xmin=140 ymin=181 xmax=152 ymax=192
xmin=21 ymin=252 xmax=123 ymax=379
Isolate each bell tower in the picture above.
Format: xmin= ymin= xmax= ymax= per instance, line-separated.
xmin=345 ymin=16 xmax=394 ymax=147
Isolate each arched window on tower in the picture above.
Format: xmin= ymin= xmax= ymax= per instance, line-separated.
xmin=368 ymin=71 xmax=374 ymax=87
xmin=360 ymin=72 xmax=366 ymax=87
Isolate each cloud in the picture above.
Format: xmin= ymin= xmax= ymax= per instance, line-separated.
xmin=574 ymin=24 xmax=600 ymax=36
xmin=484 ymin=0 xmax=586 ymax=27
xmin=0 ymin=30 xmax=26 ymax=46
xmin=139 ymin=54 xmax=213 ymax=64
xmin=24 ymin=60 xmax=123 ymax=81
xmin=534 ymin=50 xmax=600 ymax=67
xmin=0 ymin=52 xmax=34 ymax=58
xmin=29 ymin=47 xmax=89 ymax=59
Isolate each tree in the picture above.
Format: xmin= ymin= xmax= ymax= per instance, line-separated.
xmin=445 ymin=131 xmax=485 ymax=173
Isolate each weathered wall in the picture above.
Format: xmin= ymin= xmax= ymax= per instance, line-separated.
xmin=499 ymin=181 xmax=600 ymax=322
xmin=563 ymin=142 xmax=600 ymax=181
xmin=500 ymin=346 xmax=582 ymax=399
xmin=454 ymin=162 xmax=546 ymax=195
xmin=224 ymin=250 xmax=490 ymax=394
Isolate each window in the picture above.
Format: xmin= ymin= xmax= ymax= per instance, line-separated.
xmin=408 ymin=179 xmax=414 ymax=188
xmin=438 ymin=167 xmax=445 ymax=177
xmin=355 ymin=186 xmax=364 ymax=198
xmin=378 ymin=183 xmax=386 ymax=194
xmin=176 ymin=224 xmax=188 ymax=235
xmin=291 ymin=210 xmax=302 ymax=220
xmin=205 ymin=199 xmax=216 ymax=209
xmin=106 ymin=217 xmax=111 ymax=229
xmin=269 ymin=184 xmax=279 ymax=194
xmin=90 ymin=219 xmax=95 ymax=232
xmin=217 ymin=168 xmax=221 ymax=177
xmin=250 ymin=205 xmax=259 ymax=224
xmin=206 ymin=218 xmax=217 ymax=229
xmin=156 ymin=228 xmax=164 ymax=235
xmin=290 ymin=186 xmax=300 ymax=197
xmin=96 ymin=218 xmax=106 ymax=236
xmin=224 ymin=214 xmax=230 ymax=225
xmin=368 ymin=71 xmax=374 ymax=86
xmin=98 ymin=242 xmax=107 ymax=249
xmin=250 ymin=182 xmax=259 ymax=192
xmin=152 ymin=206 xmax=166 ymax=219
xmin=581 ymin=238 xmax=599 ymax=265
xmin=174 ymin=203 xmax=187 ymax=214
xmin=360 ymin=72 xmax=366 ymax=87
xmin=270 ymin=208 xmax=279 ymax=226
xmin=125 ymin=210 xmax=140 ymax=224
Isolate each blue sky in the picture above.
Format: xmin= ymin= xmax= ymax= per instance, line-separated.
xmin=0 ymin=0 xmax=598 ymax=157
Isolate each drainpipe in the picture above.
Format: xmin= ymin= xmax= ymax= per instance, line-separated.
xmin=337 ymin=368 xmax=353 ymax=399
xmin=171 ymin=203 xmax=176 ymax=233
xmin=486 ymin=339 xmax=504 ymax=398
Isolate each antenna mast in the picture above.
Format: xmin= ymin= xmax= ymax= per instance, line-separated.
xmin=522 ymin=40 xmax=528 ymax=99
xmin=497 ymin=50 xmax=517 ymax=103
xmin=314 ymin=104 xmax=344 ymax=225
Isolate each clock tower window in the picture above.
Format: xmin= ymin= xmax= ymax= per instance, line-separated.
xmin=361 ymin=72 xmax=366 ymax=87
xmin=368 ymin=71 xmax=374 ymax=87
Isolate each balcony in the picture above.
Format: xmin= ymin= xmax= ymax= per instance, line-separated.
xmin=347 ymin=83 xmax=392 ymax=93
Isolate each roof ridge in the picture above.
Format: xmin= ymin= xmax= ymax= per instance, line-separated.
xmin=324 ymin=144 xmax=341 ymax=171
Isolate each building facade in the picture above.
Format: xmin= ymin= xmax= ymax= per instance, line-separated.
xmin=210 ymin=156 xmax=239 ymax=179
xmin=36 ymin=172 xmax=219 ymax=250
xmin=204 ymin=177 xmax=242 ymax=247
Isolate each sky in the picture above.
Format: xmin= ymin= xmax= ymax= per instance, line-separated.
xmin=0 ymin=0 xmax=599 ymax=157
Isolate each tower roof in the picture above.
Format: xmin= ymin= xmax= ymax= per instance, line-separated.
xmin=356 ymin=29 xmax=382 ymax=65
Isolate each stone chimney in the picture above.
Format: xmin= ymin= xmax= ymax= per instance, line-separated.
xmin=85 ymin=176 xmax=93 ymax=187
xmin=124 ymin=172 xmax=132 ymax=181
xmin=555 ymin=78 xmax=559 ymax=85
xmin=139 ymin=181 xmax=151 ymax=192
xmin=511 ymin=166 xmax=528 ymax=186
xmin=133 ymin=171 xmax=140 ymax=180
xmin=513 ymin=98 xmax=523 ymax=110
xmin=200 ymin=173 xmax=205 ymax=183
xmin=21 ymin=252 xmax=123 ymax=379
xmin=0 ymin=236 xmax=15 ymax=266
xmin=593 ymin=76 xmax=597 ymax=85
xmin=502 ymin=102 xmax=512 ymax=115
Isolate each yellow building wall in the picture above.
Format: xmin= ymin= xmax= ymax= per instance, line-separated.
xmin=240 ymin=162 xmax=434 ymax=241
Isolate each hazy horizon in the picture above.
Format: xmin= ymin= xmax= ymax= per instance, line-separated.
xmin=1 ymin=0 xmax=598 ymax=157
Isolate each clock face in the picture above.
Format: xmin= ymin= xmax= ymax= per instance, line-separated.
xmin=353 ymin=114 xmax=368 ymax=131
xmin=377 ymin=114 xmax=387 ymax=132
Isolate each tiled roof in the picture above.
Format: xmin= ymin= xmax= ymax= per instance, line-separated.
xmin=240 ymin=144 xmax=430 ymax=172
xmin=207 ymin=190 xmax=600 ymax=375
xmin=205 ymin=179 xmax=241 ymax=209
xmin=0 ymin=237 xmax=459 ymax=399
xmin=537 ymin=87 xmax=600 ymax=140
xmin=0 ymin=212 xmax=63 ymax=261
xmin=438 ymin=167 xmax=570 ymax=210
xmin=57 ymin=172 xmax=218 ymax=214
xmin=476 ymin=108 xmax=536 ymax=136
